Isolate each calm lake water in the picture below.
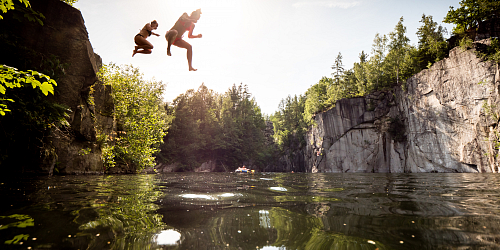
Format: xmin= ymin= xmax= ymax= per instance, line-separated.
xmin=0 ymin=173 xmax=500 ymax=250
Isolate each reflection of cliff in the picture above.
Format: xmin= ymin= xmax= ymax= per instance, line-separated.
xmin=303 ymin=41 xmax=500 ymax=173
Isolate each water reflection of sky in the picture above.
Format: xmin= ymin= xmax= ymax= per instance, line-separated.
xmin=180 ymin=194 xmax=215 ymax=200
xmin=156 ymin=229 xmax=181 ymax=245
xmin=180 ymin=192 xmax=240 ymax=200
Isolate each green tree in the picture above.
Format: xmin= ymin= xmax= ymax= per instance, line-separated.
xmin=303 ymin=77 xmax=330 ymax=123
xmin=354 ymin=51 xmax=369 ymax=95
xmin=98 ymin=64 xmax=167 ymax=170
xmin=386 ymin=17 xmax=411 ymax=85
xmin=270 ymin=95 xmax=307 ymax=153
xmin=217 ymin=84 xmax=267 ymax=169
xmin=331 ymin=52 xmax=344 ymax=86
xmin=416 ymin=14 xmax=449 ymax=69
xmin=161 ymin=85 xmax=220 ymax=169
xmin=159 ymin=83 xmax=268 ymax=171
xmin=443 ymin=0 xmax=500 ymax=35
xmin=326 ymin=52 xmax=359 ymax=105
xmin=366 ymin=33 xmax=388 ymax=90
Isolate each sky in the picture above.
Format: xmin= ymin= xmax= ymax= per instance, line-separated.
xmin=74 ymin=0 xmax=460 ymax=115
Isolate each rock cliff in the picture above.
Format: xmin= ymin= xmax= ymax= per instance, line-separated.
xmin=305 ymin=43 xmax=500 ymax=173
xmin=0 ymin=0 xmax=114 ymax=174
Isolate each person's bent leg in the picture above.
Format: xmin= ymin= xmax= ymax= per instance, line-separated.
xmin=165 ymin=30 xmax=178 ymax=56
xmin=134 ymin=36 xmax=154 ymax=55
xmin=173 ymin=39 xmax=196 ymax=71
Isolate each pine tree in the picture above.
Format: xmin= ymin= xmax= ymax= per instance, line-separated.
xmin=331 ymin=52 xmax=344 ymax=86
xmin=367 ymin=33 xmax=388 ymax=89
xmin=387 ymin=17 xmax=411 ymax=85
xmin=416 ymin=14 xmax=448 ymax=69
xmin=354 ymin=51 xmax=369 ymax=95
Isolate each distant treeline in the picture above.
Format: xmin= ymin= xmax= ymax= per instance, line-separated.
xmin=156 ymin=84 xmax=275 ymax=171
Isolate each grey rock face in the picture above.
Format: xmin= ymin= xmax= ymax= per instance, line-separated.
xmin=305 ymin=92 xmax=404 ymax=173
xmin=305 ymin=45 xmax=499 ymax=173
xmin=398 ymin=46 xmax=498 ymax=173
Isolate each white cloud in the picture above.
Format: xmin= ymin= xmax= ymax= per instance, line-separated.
xmin=292 ymin=1 xmax=360 ymax=9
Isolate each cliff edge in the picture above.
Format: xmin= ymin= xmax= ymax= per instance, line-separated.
xmin=305 ymin=43 xmax=499 ymax=173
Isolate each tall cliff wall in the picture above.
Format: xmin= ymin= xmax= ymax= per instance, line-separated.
xmin=305 ymin=43 xmax=500 ymax=173
xmin=0 ymin=0 xmax=114 ymax=174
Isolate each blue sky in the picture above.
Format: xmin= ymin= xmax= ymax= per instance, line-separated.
xmin=74 ymin=0 xmax=460 ymax=115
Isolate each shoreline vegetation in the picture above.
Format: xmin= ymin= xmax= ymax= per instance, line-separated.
xmin=1 ymin=0 xmax=499 ymax=174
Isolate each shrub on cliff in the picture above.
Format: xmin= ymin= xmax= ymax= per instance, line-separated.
xmin=98 ymin=64 xmax=167 ymax=171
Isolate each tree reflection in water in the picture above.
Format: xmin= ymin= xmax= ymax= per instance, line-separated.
xmin=76 ymin=175 xmax=172 ymax=249
xmin=1 ymin=173 xmax=500 ymax=249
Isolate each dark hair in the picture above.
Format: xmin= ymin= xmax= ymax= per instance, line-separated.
xmin=151 ymin=20 xmax=158 ymax=26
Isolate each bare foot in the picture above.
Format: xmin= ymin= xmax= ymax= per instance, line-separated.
xmin=132 ymin=49 xmax=137 ymax=57
xmin=189 ymin=67 xmax=197 ymax=71
xmin=167 ymin=49 xmax=171 ymax=56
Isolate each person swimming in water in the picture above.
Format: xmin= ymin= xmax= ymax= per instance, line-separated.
xmin=133 ymin=20 xmax=160 ymax=57
xmin=165 ymin=9 xmax=202 ymax=71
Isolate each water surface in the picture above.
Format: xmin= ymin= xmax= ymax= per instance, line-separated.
xmin=1 ymin=173 xmax=499 ymax=249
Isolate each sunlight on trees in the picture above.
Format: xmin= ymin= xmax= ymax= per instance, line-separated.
xmin=270 ymin=95 xmax=307 ymax=154
xmin=98 ymin=64 xmax=167 ymax=170
xmin=159 ymin=83 xmax=271 ymax=171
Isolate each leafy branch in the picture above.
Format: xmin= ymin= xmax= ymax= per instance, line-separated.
xmin=0 ymin=64 xmax=57 ymax=115
xmin=0 ymin=0 xmax=30 ymax=19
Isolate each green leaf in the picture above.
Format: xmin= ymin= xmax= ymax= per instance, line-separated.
xmin=4 ymin=234 xmax=29 ymax=245
xmin=40 ymin=81 xmax=54 ymax=95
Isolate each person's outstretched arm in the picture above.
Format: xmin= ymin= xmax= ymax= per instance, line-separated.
xmin=187 ymin=24 xmax=202 ymax=38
